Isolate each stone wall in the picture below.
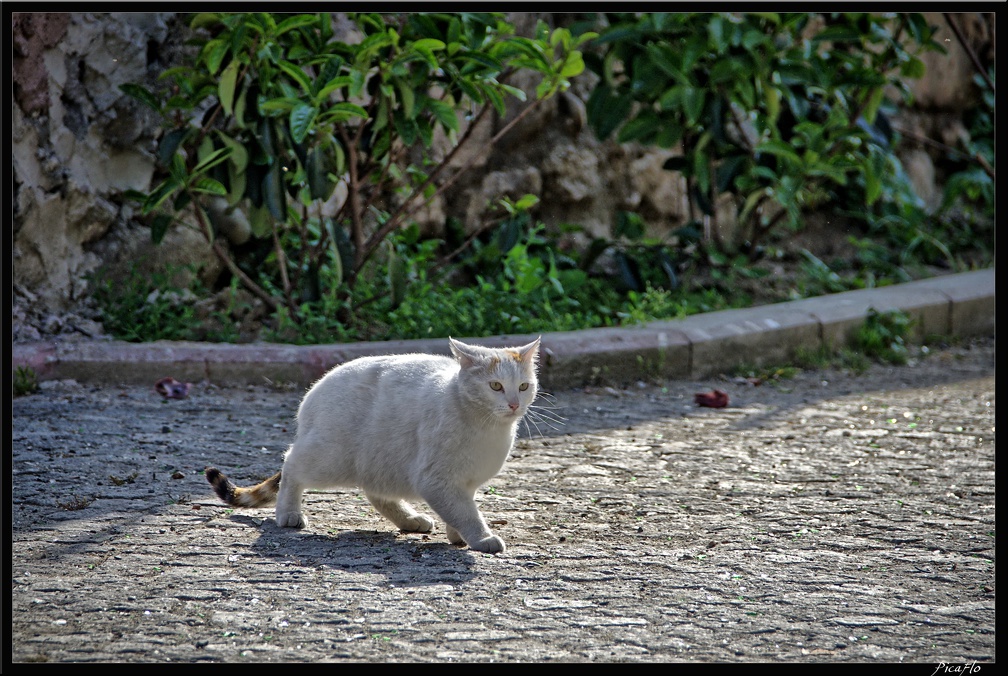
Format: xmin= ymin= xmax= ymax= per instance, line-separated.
xmin=11 ymin=11 xmax=994 ymax=340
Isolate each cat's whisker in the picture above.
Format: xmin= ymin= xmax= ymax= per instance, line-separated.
xmin=529 ymin=405 xmax=567 ymax=425
xmin=520 ymin=417 xmax=534 ymax=439
xmin=534 ymin=391 xmax=559 ymax=407
xmin=524 ymin=413 xmax=556 ymax=439
xmin=532 ymin=415 xmax=564 ymax=431
xmin=522 ymin=407 xmax=566 ymax=437
xmin=522 ymin=414 xmax=546 ymax=439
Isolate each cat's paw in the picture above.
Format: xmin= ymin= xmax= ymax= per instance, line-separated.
xmin=402 ymin=514 xmax=434 ymax=533
xmin=276 ymin=511 xmax=306 ymax=528
xmin=469 ymin=534 xmax=506 ymax=554
xmin=445 ymin=525 xmax=466 ymax=546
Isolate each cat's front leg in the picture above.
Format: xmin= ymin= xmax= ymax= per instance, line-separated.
xmin=419 ymin=483 xmax=505 ymax=553
xmin=445 ymin=524 xmax=465 ymax=546
xmin=442 ymin=523 xmax=503 ymax=553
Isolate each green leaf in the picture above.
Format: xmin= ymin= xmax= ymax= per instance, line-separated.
xmin=559 ymin=51 xmax=585 ymax=78
xmin=756 ymin=139 xmax=802 ymax=166
xmin=119 ymin=84 xmax=161 ymax=114
xmin=258 ymin=97 xmax=302 ymax=114
xmin=707 ymin=15 xmax=727 ymax=53
xmin=219 ymin=60 xmax=239 ymax=117
xmin=227 ymin=161 xmax=246 ymax=207
xmin=388 ymin=249 xmax=408 ymax=310
xmin=483 ymin=86 xmax=506 ymax=116
xmin=459 ymin=50 xmax=504 ymax=73
xmin=275 ymin=14 xmax=318 ymax=36
xmin=193 ymin=147 xmax=233 ymax=176
xmin=615 ymin=210 xmax=645 ymax=240
xmin=262 ymin=162 xmax=287 ymax=221
xmin=142 ymin=179 xmax=182 ymax=215
xmin=248 ymin=203 xmax=273 ymax=239
xmin=586 ymin=84 xmax=632 ymax=140
xmin=204 ymin=39 xmax=229 ymax=76
xmin=514 ymin=194 xmax=540 ymax=211
xmin=315 ymin=75 xmax=353 ymax=103
xmin=682 ymin=87 xmax=706 ymax=126
xmin=738 ymin=187 xmax=769 ymax=223
xmin=645 ymin=43 xmax=693 ymax=86
xmin=412 ymin=38 xmax=446 ymax=52
xmin=456 ymin=77 xmax=484 ymax=106
xmin=396 ymin=80 xmax=416 ymax=119
xmin=189 ymin=13 xmax=221 ymax=30
xmin=653 ymin=120 xmax=683 ymax=149
xmin=349 ymin=68 xmax=367 ymax=98
xmin=120 ymin=189 xmax=148 ymax=203
xmin=616 ymin=110 xmax=659 ymax=144
xmin=150 ymin=213 xmax=173 ymax=244
xmin=900 ymin=56 xmax=926 ymax=79
xmin=216 ymin=132 xmax=249 ymax=173
xmin=157 ymin=128 xmax=189 ymax=167
xmin=169 ymin=153 xmax=187 ymax=182
xmin=813 ymin=25 xmax=862 ymax=43
xmin=498 ymin=83 xmax=527 ymax=102
xmin=319 ymin=101 xmax=369 ymax=123
xmin=305 ymin=146 xmax=333 ymax=201
xmin=289 ymin=103 xmax=319 ymax=144
xmin=277 ymin=60 xmax=312 ymax=94
xmin=427 ymin=99 xmax=459 ymax=132
xmin=861 ymin=87 xmax=886 ymax=126
xmin=189 ymin=177 xmax=228 ymax=195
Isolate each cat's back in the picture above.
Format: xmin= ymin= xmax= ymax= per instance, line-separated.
xmin=325 ymin=352 xmax=457 ymax=388
xmin=298 ymin=352 xmax=458 ymax=425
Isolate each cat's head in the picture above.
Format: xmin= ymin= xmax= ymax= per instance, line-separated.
xmin=449 ymin=337 xmax=540 ymax=421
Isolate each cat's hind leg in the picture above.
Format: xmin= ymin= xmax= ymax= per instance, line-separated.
xmin=365 ymin=494 xmax=434 ymax=533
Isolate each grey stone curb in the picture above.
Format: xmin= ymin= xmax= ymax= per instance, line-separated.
xmin=11 ymin=268 xmax=994 ymax=390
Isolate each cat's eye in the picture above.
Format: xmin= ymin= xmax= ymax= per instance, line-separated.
xmin=489 ymin=381 xmax=503 ymax=391
xmin=519 ymin=383 xmax=529 ymax=391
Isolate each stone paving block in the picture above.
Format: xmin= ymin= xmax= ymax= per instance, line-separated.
xmin=784 ymin=283 xmax=951 ymax=348
xmin=652 ymin=304 xmax=821 ymax=378
xmin=904 ymin=269 xmax=995 ymax=338
xmin=535 ymin=326 xmax=691 ymax=389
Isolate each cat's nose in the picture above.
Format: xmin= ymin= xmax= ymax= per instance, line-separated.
xmin=508 ymin=401 xmax=519 ymax=411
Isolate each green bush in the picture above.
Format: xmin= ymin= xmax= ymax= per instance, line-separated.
xmin=122 ymin=12 xmax=593 ymax=333
xmin=100 ymin=12 xmax=990 ymax=346
xmin=584 ymin=12 xmax=945 ymax=255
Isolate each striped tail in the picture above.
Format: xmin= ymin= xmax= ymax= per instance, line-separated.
xmin=205 ymin=467 xmax=282 ymax=508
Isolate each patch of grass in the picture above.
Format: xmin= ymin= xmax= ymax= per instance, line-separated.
xmin=13 ymin=366 xmax=39 ymax=397
xmin=57 ymin=495 xmax=94 ymax=511
xmin=108 ymin=472 xmax=138 ymax=486
xmin=89 ymin=263 xmax=205 ymax=342
xmin=732 ymin=363 xmax=800 ymax=382
xmin=793 ymin=344 xmax=872 ymax=374
xmin=855 ymin=308 xmax=914 ymax=365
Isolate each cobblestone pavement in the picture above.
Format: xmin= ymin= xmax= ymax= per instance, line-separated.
xmin=11 ymin=338 xmax=994 ymax=663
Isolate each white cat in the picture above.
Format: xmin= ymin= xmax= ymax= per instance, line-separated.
xmin=206 ymin=336 xmax=541 ymax=554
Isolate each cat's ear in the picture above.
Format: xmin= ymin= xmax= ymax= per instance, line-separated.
xmin=449 ymin=337 xmax=479 ymax=369
xmin=517 ymin=336 xmax=541 ymax=365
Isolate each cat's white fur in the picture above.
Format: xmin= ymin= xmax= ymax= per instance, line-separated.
xmin=273 ymin=336 xmax=541 ymax=553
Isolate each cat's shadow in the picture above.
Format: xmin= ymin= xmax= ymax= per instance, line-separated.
xmin=232 ymin=514 xmax=482 ymax=586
